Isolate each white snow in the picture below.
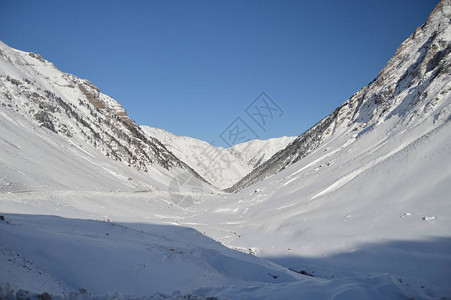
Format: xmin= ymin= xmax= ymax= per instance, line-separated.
xmin=1 ymin=2 xmax=451 ymax=299
xmin=141 ymin=126 xmax=295 ymax=189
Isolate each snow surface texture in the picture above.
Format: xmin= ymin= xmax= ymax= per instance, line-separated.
xmin=1 ymin=1 xmax=451 ymax=299
xmin=141 ymin=126 xmax=295 ymax=189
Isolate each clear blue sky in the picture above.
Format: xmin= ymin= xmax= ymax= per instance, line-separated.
xmin=0 ymin=0 xmax=438 ymax=147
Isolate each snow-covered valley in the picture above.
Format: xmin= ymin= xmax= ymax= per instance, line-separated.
xmin=1 ymin=1 xmax=451 ymax=299
xmin=141 ymin=126 xmax=295 ymax=189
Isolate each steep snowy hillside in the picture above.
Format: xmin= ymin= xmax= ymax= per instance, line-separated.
xmin=183 ymin=115 xmax=451 ymax=298
xmin=0 ymin=42 xmax=202 ymax=173
xmin=141 ymin=125 xmax=294 ymax=189
xmin=0 ymin=41 xmax=206 ymax=192
xmin=228 ymin=0 xmax=451 ymax=192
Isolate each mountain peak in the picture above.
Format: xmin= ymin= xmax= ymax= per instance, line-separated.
xmin=228 ymin=0 xmax=451 ymax=192
xmin=0 ymin=41 xmax=204 ymax=186
xmin=141 ymin=125 xmax=295 ymax=189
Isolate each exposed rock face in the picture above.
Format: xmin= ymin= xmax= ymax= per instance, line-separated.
xmin=228 ymin=0 xmax=451 ymax=192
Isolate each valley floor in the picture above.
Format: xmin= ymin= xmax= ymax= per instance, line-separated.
xmin=1 ymin=212 xmax=448 ymax=300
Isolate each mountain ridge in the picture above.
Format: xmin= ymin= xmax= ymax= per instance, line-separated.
xmin=227 ymin=0 xmax=451 ymax=192
xmin=141 ymin=125 xmax=295 ymax=189
xmin=0 ymin=40 xmax=210 ymax=192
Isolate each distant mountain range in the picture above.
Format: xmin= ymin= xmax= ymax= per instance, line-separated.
xmin=141 ymin=126 xmax=295 ymax=189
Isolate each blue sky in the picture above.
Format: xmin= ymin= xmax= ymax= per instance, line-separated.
xmin=0 ymin=0 xmax=438 ymax=147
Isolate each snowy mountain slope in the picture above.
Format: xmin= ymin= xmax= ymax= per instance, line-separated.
xmin=140 ymin=126 xmax=251 ymax=189
xmin=141 ymin=125 xmax=295 ymax=189
xmin=3 ymin=112 xmax=450 ymax=299
xmin=0 ymin=106 xmax=217 ymax=198
xmin=1 ymin=1 xmax=450 ymax=299
xmin=0 ymin=41 xmax=206 ymax=191
xmin=165 ymin=2 xmax=451 ymax=297
xmin=228 ymin=136 xmax=296 ymax=168
xmin=182 ymin=109 xmax=451 ymax=298
xmin=228 ymin=0 xmax=451 ymax=192
xmin=3 ymin=110 xmax=449 ymax=298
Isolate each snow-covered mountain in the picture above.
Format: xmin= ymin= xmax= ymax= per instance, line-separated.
xmin=0 ymin=40 xmax=292 ymax=192
xmin=228 ymin=136 xmax=296 ymax=168
xmin=178 ymin=3 xmax=451 ymax=297
xmin=0 ymin=41 xmax=209 ymax=193
xmin=1 ymin=1 xmax=451 ymax=299
xmin=141 ymin=125 xmax=295 ymax=189
xmin=228 ymin=0 xmax=451 ymax=192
